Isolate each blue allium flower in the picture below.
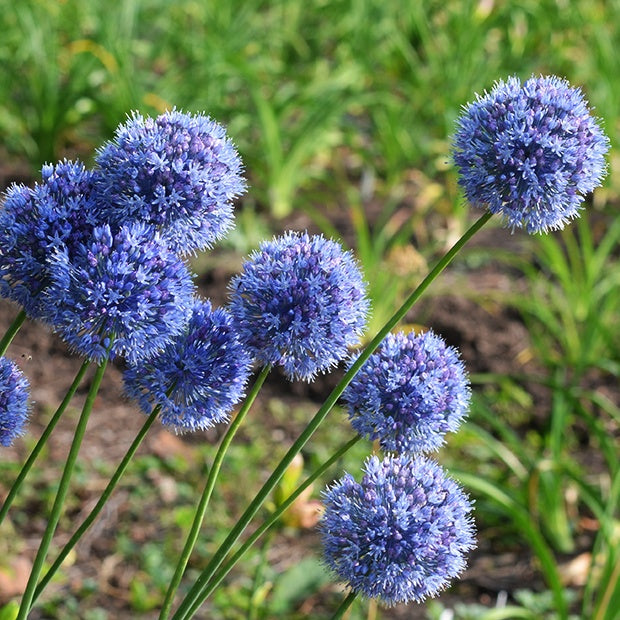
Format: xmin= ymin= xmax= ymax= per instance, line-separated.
xmin=43 ymin=222 xmax=194 ymax=364
xmin=0 ymin=356 xmax=31 ymax=447
xmin=228 ymin=231 xmax=369 ymax=381
xmin=94 ymin=109 xmax=246 ymax=255
xmin=124 ymin=298 xmax=253 ymax=432
xmin=342 ymin=330 xmax=470 ymax=454
xmin=453 ymin=75 xmax=609 ymax=233
xmin=0 ymin=160 xmax=101 ymax=319
xmin=320 ymin=454 xmax=476 ymax=605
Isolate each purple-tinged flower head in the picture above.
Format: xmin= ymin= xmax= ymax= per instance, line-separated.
xmin=453 ymin=75 xmax=610 ymax=234
xmin=94 ymin=109 xmax=246 ymax=255
xmin=320 ymin=454 xmax=476 ymax=605
xmin=0 ymin=356 xmax=30 ymax=447
xmin=342 ymin=330 xmax=470 ymax=454
xmin=0 ymin=160 xmax=101 ymax=319
xmin=229 ymin=231 xmax=369 ymax=381
xmin=124 ymin=298 xmax=253 ymax=432
xmin=43 ymin=222 xmax=194 ymax=364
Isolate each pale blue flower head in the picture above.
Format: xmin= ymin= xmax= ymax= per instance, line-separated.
xmin=342 ymin=330 xmax=470 ymax=454
xmin=43 ymin=222 xmax=194 ymax=364
xmin=0 ymin=160 xmax=101 ymax=319
xmin=95 ymin=109 xmax=246 ymax=255
xmin=0 ymin=356 xmax=31 ymax=447
xmin=320 ymin=454 xmax=476 ymax=605
xmin=124 ymin=298 xmax=253 ymax=432
xmin=228 ymin=231 xmax=369 ymax=381
xmin=453 ymin=75 xmax=609 ymax=233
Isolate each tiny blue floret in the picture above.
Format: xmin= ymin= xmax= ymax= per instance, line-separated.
xmin=342 ymin=330 xmax=470 ymax=454
xmin=453 ymin=75 xmax=610 ymax=233
xmin=228 ymin=231 xmax=369 ymax=381
xmin=43 ymin=222 xmax=194 ymax=364
xmin=94 ymin=109 xmax=246 ymax=255
xmin=320 ymin=454 xmax=476 ymax=605
xmin=0 ymin=160 xmax=101 ymax=319
xmin=0 ymin=356 xmax=31 ymax=447
xmin=124 ymin=298 xmax=253 ymax=432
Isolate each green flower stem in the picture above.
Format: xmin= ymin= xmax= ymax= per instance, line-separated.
xmin=17 ymin=354 xmax=110 ymax=620
xmin=0 ymin=359 xmax=91 ymax=525
xmin=172 ymin=211 xmax=492 ymax=620
xmin=32 ymin=403 xmax=161 ymax=603
xmin=330 ymin=590 xmax=358 ymax=619
xmin=201 ymin=436 xmax=361 ymax=602
xmin=159 ymin=364 xmax=272 ymax=620
xmin=0 ymin=308 xmax=27 ymax=356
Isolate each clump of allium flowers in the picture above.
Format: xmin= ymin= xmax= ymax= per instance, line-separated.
xmin=228 ymin=231 xmax=369 ymax=381
xmin=342 ymin=330 xmax=470 ymax=454
xmin=0 ymin=160 xmax=101 ymax=319
xmin=124 ymin=298 xmax=253 ymax=432
xmin=320 ymin=454 xmax=476 ymax=605
xmin=0 ymin=356 xmax=30 ymax=447
xmin=94 ymin=109 xmax=246 ymax=255
xmin=453 ymin=75 xmax=610 ymax=233
xmin=43 ymin=223 xmax=195 ymax=364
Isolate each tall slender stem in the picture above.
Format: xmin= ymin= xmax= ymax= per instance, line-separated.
xmin=203 ymin=436 xmax=361 ymax=602
xmin=172 ymin=212 xmax=492 ymax=620
xmin=330 ymin=590 xmax=358 ymax=620
xmin=159 ymin=365 xmax=271 ymax=619
xmin=0 ymin=359 xmax=91 ymax=524
xmin=0 ymin=308 xmax=27 ymax=356
xmin=32 ymin=403 xmax=161 ymax=603
xmin=17 ymin=354 xmax=110 ymax=619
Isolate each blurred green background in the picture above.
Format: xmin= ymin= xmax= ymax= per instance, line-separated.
xmin=0 ymin=1 xmax=618 ymax=619
xmin=1 ymin=0 xmax=619 ymax=211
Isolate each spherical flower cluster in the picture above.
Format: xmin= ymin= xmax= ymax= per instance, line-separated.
xmin=0 ymin=356 xmax=30 ymax=447
xmin=124 ymin=298 xmax=253 ymax=432
xmin=95 ymin=109 xmax=246 ymax=255
xmin=342 ymin=330 xmax=470 ymax=454
xmin=320 ymin=454 xmax=476 ymax=605
xmin=0 ymin=160 xmax=100 ymax=319
xmin=453 ymin=75 xmax=609 ymax=234
xmin=43 ymin=223 xmax=195 ymax=364
xmin=228 ymin=231 xmax=369 ymax=381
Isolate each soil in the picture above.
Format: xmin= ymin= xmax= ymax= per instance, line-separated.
xmin=0 ymin=195 xmax=614 ymax=618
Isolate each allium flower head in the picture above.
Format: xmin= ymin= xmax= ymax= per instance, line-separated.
xmin=453 ymin=75 xmax=609 ymax=233
xmin=0 ymin=160 xmax=101 ymax=318
xmin=320 ymin=454 xmax=476 ymax=605
xmin=342 ymin=330 xmax=470 ymax=454
xmin=95 ymin=109 xmax=246 ymax=255
xmin=0 ymin=356 xmax=31 ymax=447
xmin=124 ymin=298 xmax=252 ymax=432
xmin=44 ymin=222 xmax=194 ymax=364
xmin=229 ymin=231 xmax=369 ymax=381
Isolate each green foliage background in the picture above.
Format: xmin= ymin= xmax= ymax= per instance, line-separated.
xmin=0 ymin=1 xmax=618 ymax=619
